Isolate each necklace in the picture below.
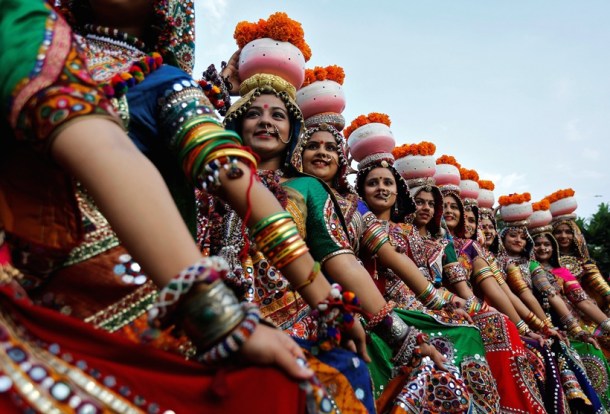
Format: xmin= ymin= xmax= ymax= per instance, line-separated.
xmin=79 ymin=26 xmax=163 ymax=99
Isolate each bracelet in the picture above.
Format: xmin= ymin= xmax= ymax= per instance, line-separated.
xmin=372 ymin=311 xmax=409 ymax=348
xmin=443 ymin=262 xmax=469 ymax=285
xmin=366 ymin=301 xmax=396 ymax=330
xmin=507 ymin=266 xmax=529 ymax=294
xmin=524 ymin=312 xmax=545 ymax=331
xmin=464 ymin=295 xmax=482 ymax=314
xmin=472 ymin=266 xmax=494 ymax=285
xmin=391 ymin=326 xmax=418 ymax=366
xmin=293 ymin=261 xmax=320 ymax=292
xmin=198 ymin=302 xmax=260 ymax=363
xmin=149 ymin=256 xmax=229 ymax=323
xmin=593 ymin=318 xmax=610 ymax=336
xmin=516 ymin=319 xmax=532 ymax=336
xmin=417 ymin=284 xmax=447 ymax=310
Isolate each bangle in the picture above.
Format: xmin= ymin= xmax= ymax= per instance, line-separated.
xmin=293 ymin=261 xmax=320 ymax=292
xmin=443 ymin=262 xmax=469 ymax=285
xmin=367 ymin=301 xmax=396 ymax=330
xmin=507 ymin=266 xmax=529 ymax=293
xmin=149 ymin=256 xmax=229 ymax=323
xmin=516 ymin=319 xmax=532 ymax=336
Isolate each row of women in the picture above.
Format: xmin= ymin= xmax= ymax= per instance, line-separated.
xmin=1 ymin=1 xmax=609 ymax=413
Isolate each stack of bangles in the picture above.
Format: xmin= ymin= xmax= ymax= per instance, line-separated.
xmin=583 ymin=263 xmax=610 ymax=297
xmin=361 ymin=221 xmax=390 ymax=256
xmin=487 ymin=259 xmax=507 ymax=286
xmin=524 ymin=311 xmax=555 ymax=335
xmin=313 ymin=284 xmax=361 ymax=353
xmin=366 ymin=301 xmax=412 ymax=351
xmin=530 ymin=266 xmax=557 ymax=299
xmin=147 ymin=257 xmax=261 ymax=363
xmin=464 ymin=295 xmax=489 ymax=314
xmin=506 ymin=266 xmax=529 ymax=294
xmin=560 ymin=313 xmax=587 ymax=340
xmin=416 ymin=284 xmax=447 ymax=310
xmin=252 ymin=212 xmax=309 ymax=269
xmin=472 ymin=265 xmax=495 ymax=286
xmin=593 ymin=318 xmax=610 ymax=336
xmin=515 ymin=319 xmax=532 ymax=336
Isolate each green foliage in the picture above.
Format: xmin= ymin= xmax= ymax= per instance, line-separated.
xmin=578 ymin=203 xmax=610 ymax=276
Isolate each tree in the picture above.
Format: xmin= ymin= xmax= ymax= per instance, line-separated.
xmin=578 ymin=203 xmax=610 ymax=277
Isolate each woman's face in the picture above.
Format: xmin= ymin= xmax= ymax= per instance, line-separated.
xmin=533 ymin=235 xmax=553 ymax=263
xmin=241 ymin=94 xmax=291 ymax=163
xmin=503 ymin=228 xmax=527 ymax=255
xmin=363 ymin=167 xmax=397 ymax=217
xmin=553 ymin=223 xmax=574 ymax=251
xmin=301 ymin=131 xmax=340 ymax=185
xmin=413 ymin=190 xmax=435 ymax=228
xmin=464 ymin=209 xmax=477 ymax=239
xmin=442 ymin=195 xmax=461 ymax=231
xmin=480 ymin=218 xmax=496 ymax=248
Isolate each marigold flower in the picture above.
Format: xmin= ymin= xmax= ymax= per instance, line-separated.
xmin=545 ymin=188 xmax=576 ymax=203
xmin=532 ymin=199 xmax=551 ymax=211
xmin=478 ymin=180 xmax=495 ymax=191
xmin=498 ymin=192 xmax=532 ymax=206
xmin=392 ymin=141 xmax=437 ymax=158
xmin=459 ymin=168 xmax=480 ymax=182
xmin=435 ymin=155 xmax=461 ymax=169
xmin=234 ymin=12 xmax=312 ymax=61
xmin=344 ymin=112 xmax=391 ymax=139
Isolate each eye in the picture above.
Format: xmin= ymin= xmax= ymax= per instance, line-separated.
xmin=273 ymin=111 xmax=286 ymax=119
xmin=245 ymin=109 xmax=261 ymax=118
xmin=305 ymin=142 xmax=319 ymax=151
xmin=325 ymin=144 xmax=338 ymax=152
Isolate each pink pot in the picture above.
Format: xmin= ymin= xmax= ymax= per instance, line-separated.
xmin=394 ymin=155 xmax=436 ymax=180
xmin=347 ymin=123 xmax=394 ymax=162
xmin=434 ymin=164 xmax=460 ymax=186
xmin=500 ymin=202 xmax=533 ymax=222
xmin=459 ymin=179 xmax=480 ymax=200
xmin=550 ymin=196 xmax=578 ymax=217
xmin=239 ymin=38 xmax=306 ymax=88
xmin=478 ymin=189 xmax=495 ymax=209
xmin=528 ymin=210 xmax=553 ymax=229
xmin=297 ymin=80 xmax=346 ymax=119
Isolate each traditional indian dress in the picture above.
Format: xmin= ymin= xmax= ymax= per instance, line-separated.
xmin=0 ymin=1 xmax=316 ymax=412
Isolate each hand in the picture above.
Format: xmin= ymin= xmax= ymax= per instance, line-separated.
xmin=221 ymin=49 xmax=241 ymax=96
xmin=418 ymin=343 xmax=447 ymax=371
xmin=584 ymin=335 xmax=601 ymax=349
xmin=451 ymin=296 xmax=466 ymax=309
xmin=454 ymin=307 xmax=473 ymax=323
xmin=240 ymin=324 xmax=314 ymax=380
xmin=526 ymin=330 xmax=546 ymax=347
xmin=542 ymin=326 xmax=563 ymax=341
xmin=342 ymin=318 xmax=370 ymax=362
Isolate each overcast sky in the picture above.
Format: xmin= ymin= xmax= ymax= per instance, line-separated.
xmin=194 ymin=1 xmax=610 ymax=219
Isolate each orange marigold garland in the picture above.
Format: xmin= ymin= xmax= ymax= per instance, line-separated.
xmin=459 ymin=168 xmax=480 ymax=182
xmin=392 ymin=141 xmax=437 ymax=159
xmin=344 ymin=113 xmax=391 ymax=139
xmin=302 ymin=65 xmax=346 ymax=87
xmin=498 ymin=192 xmax=532 ymax=206
xmin=546 ymin=188 xmax=576 ymax=203
xmin=436 ymin=155 xmax=461 ymax=169
xmin=532 ymin=199 xmax=551 ymax=211
xmin=478 ymin=180 xmax=495 ymax=191
xmin=234 ymin=12 xmax=312 ymax=61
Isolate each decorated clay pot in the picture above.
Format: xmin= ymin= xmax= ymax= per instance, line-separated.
xmin=347 ymin=123 xmax=394 ymax=162
xmin=297 ymin=80 xmax=346 ymax=119
xmin=394 ymin=155 xmax=436 ymax=180
xmin=478 ymin=189 xmax=495 ymax=209
xmin=500 ymin=202 xmax=533 ymax=222
xmin=528 ymin=210 xmax=553 ymax=229
xmin=550 ymin=196 xmax=578 ymax=217
xmin=434 ymin=164 xmax=460 ymax=186
xmin=239 ymin=38 xmax=306 ymax=88
xmin=459 ymin=179 xmax=480 ymax=200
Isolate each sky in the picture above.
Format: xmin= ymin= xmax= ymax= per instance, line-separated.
xmin=193 ymin=1 xmax=610 ymax=219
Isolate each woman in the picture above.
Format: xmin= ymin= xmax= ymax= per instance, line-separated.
xmin=439 ymin=186 xmax=550 ymax=413
xmin=497 ymin=221 xmax=605 ymax=412
xmin=296 ymin=123 xmax=490 ymax=412
xmin=552 ymin=214 xmax=610 ymax=310
xmin=0 ymin=1 xmax=332 ymax=412
xmin=532 ymin=227 xmax=610 ymax=409
xmin=200 ymin=71 xmax=472 ymax=412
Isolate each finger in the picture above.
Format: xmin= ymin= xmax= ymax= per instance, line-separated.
xmin=355 ymin=336 xmax=371 ymax=363
xmin=273 ymin=340 xmax=314 ymax=380
xmin=343 ymin=339 xmax=357 ymax=354
xmin=279 ymin=332 xmax=306 ymax=360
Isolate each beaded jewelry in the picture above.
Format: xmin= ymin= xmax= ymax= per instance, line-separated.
xmin=366 ymin=301 xmax=396 ymax=330
xmin=593 ymin=318 xmax=610 ymax=336
xmin=198 ymin=303 xmax=261 ymax=363
xmin=312 ymin=284 xmax=361 ymax=353
xmin=148 ymin=256 xmax=229 ymax=322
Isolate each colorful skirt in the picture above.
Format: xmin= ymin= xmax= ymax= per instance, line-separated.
xmin=367 ymin=309 xmax=475 ymax=413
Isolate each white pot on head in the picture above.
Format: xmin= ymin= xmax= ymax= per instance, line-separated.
xmin=239 ymin=38 xmax=306 ymax=88
xmin=297 ymin=80 xmax=345 ymax=119
xmin=500 ymin=202 xmax=533 ymax=222
xmin=478 ymin=189 xmax=495 ymax=209
xmin=347 ymin=123 xmax=394 ymax=162
xmin=394 ymin=155 xmax=436 ymax=180
xmin=550 ymin=196 xmax=578 ymax=217
xmin=434 ymin=164 xmax=460 ymax=186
